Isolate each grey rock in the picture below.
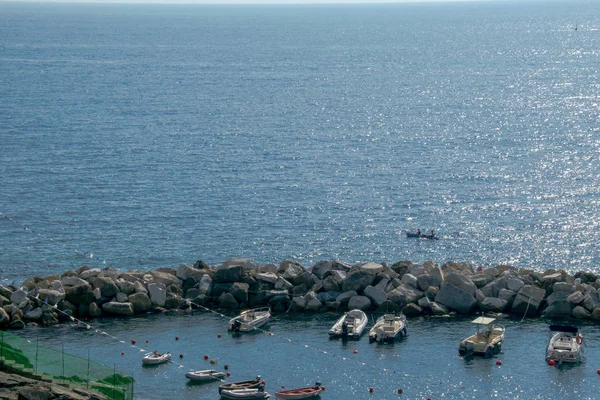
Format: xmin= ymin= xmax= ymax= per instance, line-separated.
xmin=402 ymin=303 xmax=423 ymax=317
xmin=480 ymin=297 xmax=508 ymax=312
xmin=542 ymin=300 xmax=573 ymax=318
xmin=147 ymin=283 xmax=167 ymax=307
xmin=417 ymin=273 xmax=443 ymax=291
xmin=116 ymin=279 xmax=136 ymax=296
xmin=401 ymin=273 xmax=418 ymax=289
xmin=506 ymin=277 xmax=525 ymax=292
xmin=572 ymin=305 xmax=591 ymax=319
xmin=553 ymin=282 xmax=574 ymax=293
xmin=341 ymin=270 xmax=375 ymax=293
xmin=430 ymin=302 xmax=449 ymax=315
xmin=359 ymin=262 xmax=384 ymax=274
xmin=214 ymin=265 xmax=244 ymax=283
xmin=61 ymin=276 xmax=91 ymax=287
xmin=10 ymin=289 xmax=27 ymax=305
xmin=129 ymin=292 xmax=152 ymax=313
xmin=218 ymin=292 xmax=239 ymax=309
xmin=274 ymin=277 xmax=294 ymax=290
xmin=255 ymin=272 xmax=278 ymax=284
xmin=80 ymin=268 xmax=101 ymax=280
xmin=23 ymin=307 xmax=43 ymax=321
xmin=567 ymin=291 xmax=585 ymax=305
xmin=88 ymin=302 xmax=102 ymax=317
xmin=102 ymin=301 xmax=134 ymax=316
xmin=364 ymin=285 xmax=387 ymax=307
xmin=37 ymin=289 xmax=65 ymax=306
xmin=90 ymin=277 xmax=119 ymax=298
xmin=311 ymin=260 xmax=334 ymax=279
xmin=435 ymin=283 xmax=477 ymax=314
xmin=347 ymin=295 xmax=371 ymax=311
xmin=511 ymin=285 xmax=546 ymax=317
xmin=388 ymin=284 xmax=423 ymax=305
xmin=116 ymin=292 xmax=128 ymax=302
xmin=336 ymin=291 xmax=358 ymax=304
xmin=445 ymin=272 xmax=477 ymax=295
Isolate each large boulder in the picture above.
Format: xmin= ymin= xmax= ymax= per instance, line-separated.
xmin=129 ymin=292 xmax=152 ymax=314
xmin=230 ymin=282 xmax=249 ymax=305
xmin=10 ymin=289 xmax=27 ymax=305
xmin=255 ymin=272 xmax=278 ymax=284
xmin=363 ymin=286 xmax=387 ymax=307
xmin=176 ymin=264 xmax=205 ymax=281
xmin=147 ymin=283 xmax=167 ymax=307
xmin=89 ymin=277 xmax=119 ymax=298
xmin=61 ymin=276 xmax=89 ymax=287
xmin=479 ymin=297 xmax=508 ymax=312
xmin=417 ymin=273 xmax=443 ymax=291
xmin=510 ymin=285 xmax=546 ymax=317
xmin=435 ymin=283 xmax=477 ymax=314
xmin=402 ymin=303 xmax=423 ymax=317
xmin=388 ymin=284 xmax=423 ymax=305
xmin=218 ymin=292 xmax=239 ymax=309
xmin=359 ymin=262 xmax=384 ymax=274
xmin=214 ymin=266 xmax=244 ymax=283
xmin=342 ymin=270 xmax=375 ymax=293
xmin=336 ymin=291 xmax=358 ymax=305
xmin=347 ymin=295 xmax=371 ymax=311
xmin=401 ymin=274 xmax=418 ymax=289
xmin=102 ymin=302 xmax=134 ymax=316
xmin=37 ymin=289 xmax=65 ymax=306
xmin=311 ymin=260 xmax=334 ymax=279
xmin=150 ymin=271 xmax=180 ymax=287
xmin=572 ymin=306 xmax=591 ymax=319
xmin=445 ymin=272 xmax=477 ymax=295
xmin=0 ymin=308 xmax=10 ymax=327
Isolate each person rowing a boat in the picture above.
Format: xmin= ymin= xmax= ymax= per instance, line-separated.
xmin=416 ymin=229 xmax=421 ymax=236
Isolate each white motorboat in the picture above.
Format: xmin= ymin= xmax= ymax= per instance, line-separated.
xmin=142 ymin=351 xmax=171 ymax=365
xmin=458 ymin=316 xmax=505 ymax=358
xmin=328 ymin=309 xmax=368 ymax=339
xmin=546 ymin=325 xmax=585 ymax=364
xmin=185 ymin=369 xmax=226 ymax=381
xmin=228 ymin=307 xmax=271 ymax=332
xmin=368 ymin=313 xmax=407 ymax=343
xmin=220 ymin=385 xmax=270 ymax=399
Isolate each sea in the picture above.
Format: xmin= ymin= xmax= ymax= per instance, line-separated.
xmin=1 ymin=0 xmax=600 ymax=398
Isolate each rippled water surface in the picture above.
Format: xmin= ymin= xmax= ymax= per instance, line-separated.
xmin=2 ymin=3 xmax=600 ymax=397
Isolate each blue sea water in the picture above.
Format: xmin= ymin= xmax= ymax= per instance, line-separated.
xmin=2 ymin=1 xmax=600 ymax=398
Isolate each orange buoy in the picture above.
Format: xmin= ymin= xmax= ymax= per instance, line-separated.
xmin=496 ymin=360 xmax=502 ymax=366
xmin=397 ymin=388 xmax=403 ymax=394
xmin=210 ymin=359 xmax=217 ymax=364
xmin=204 ymin=355 xmax=209 ymax=360
xmin=131 ymin=339 xmax=136 ymax=345
xmin=549 ymin=360 xmax=555 ymax=366
xmin=368 ymin=387 xmax=374 ymax=393
xmin=175 ymin=336 xmax=179 ymax=341
xmin=353 ymin=349 xmax=358 ymax=354
xmin=226 ymin=372 xmax=231 ymax=377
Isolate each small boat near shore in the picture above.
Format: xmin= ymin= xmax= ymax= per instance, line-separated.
xmin=185 ymin=369 xmax=226 ymax=381
xmin=329 ymin=309 xmax=368 ymax=339
xmin=368 ymin=313 xmax=407 ymax=343
xmin=142 ymin=351 xmax=171 ymax=365
xmin=458 ymin=316 xmax=504 ymax=358
xmin=274 ymin=381 xmax=325 ymax=399
xmin=406 ymin=231 xmax=439 ymax=240
xmin=228 ymin=307 xmax=271 ymax=332
xmin=546 ymin=325 xmax=585 ymax=364
xmin=219 ymin=376 xmax=263 ymax=394
xmin=221 ymin=384 xmax=270 ymax=399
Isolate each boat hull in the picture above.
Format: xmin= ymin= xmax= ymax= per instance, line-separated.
xmin=546 ymin=329 xmax=584 ymax=364
xmin=328 ymin=309 xmax=368 ymax=339
xmin=228 ymin=308 xmax=271 ymax=332
xmin=142 ymin=353 xmax=171 ymax=365
xmin=186 ymin=370 xmax=226 ymax=381
xmin=274 ymin=387 xmax=324 ymax=399
xmin=220 ymin=388 xmax=270 ymax=399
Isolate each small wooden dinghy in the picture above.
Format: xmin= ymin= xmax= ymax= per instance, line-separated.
xmin=142 ymin=351 xmax=171 ymax=365
xmin=221 ymin=385 xmax=270 ymax=399
xmin=274 ymin=382 xmax=325 ymax=399
xmin=328 ymin=309 xmax=368 ymax=339
xmin=219 ymin=376 xmax=263 ymax=394
xmin=185 ymin=369 xmax=226 ymax=381
xmin=228 ymin=307 xmax=271 ymax=332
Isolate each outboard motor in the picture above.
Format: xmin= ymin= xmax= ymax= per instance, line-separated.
xmin=341 ymin=321 xmax=349 ymax=337
xmin=233 ymin=320 xmax=242 ymax=332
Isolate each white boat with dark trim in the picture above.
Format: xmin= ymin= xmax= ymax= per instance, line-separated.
xmin=368 ymin=313 xmax=407 ymax=343
xmin=219 ymin=376 xmax=263 ymax=394
xmin=220 ymin=385 xmax=270 ymax=399
xmin=328 ymin=309 xmax=368 ymax=339
xmin=228 ymin=307 xmax=271 ymax=332
xmin=458 ymin=316 xmax=504 ymax=358
xmin=185 ymin=369 xmax=226 ymax=381
xmin=142 ymin=351 xmax=171 ymax=365
xmin=274 ymin=381 xmax=325 ymax=399
xmin=546 ymin=325 xmax=585 ymax=364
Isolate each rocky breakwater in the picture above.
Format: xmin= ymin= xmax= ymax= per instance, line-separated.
xmin=1 ymin=258 xmax=600 ymax=330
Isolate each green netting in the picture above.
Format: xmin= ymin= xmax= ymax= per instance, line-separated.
xmin=0 ymin=331 xmax=133 ymax=400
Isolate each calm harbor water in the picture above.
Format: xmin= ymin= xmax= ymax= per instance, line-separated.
xmin=2 ymin=1 xmax=600 ymax=398
xmin=14 ymin=311 xmax=600 ymax=399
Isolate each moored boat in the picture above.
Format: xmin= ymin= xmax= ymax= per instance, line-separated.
xmin=368 ymin=313 xmax=407 ymax=343
xmin=228 ymin=307 xmax=271 ymax=332
xmin=221 ymin=384 xmax=270 ymax=399
xmin=185 ymin=369 xmax=226 ymax=381
xmin=546 ymin=325 xmax=585 ymax=364
xmin=275 ymin=382 xmax=325 ymax=399
xmin=328 ymin=309 xmax=368 ymax=339
xmin=142 ymin=351 xmax=171 ymax=365
xmin=219 ymin=376 xmax=263 ymax=394
xmin=458 ymin=316 xmax=504 ymax=358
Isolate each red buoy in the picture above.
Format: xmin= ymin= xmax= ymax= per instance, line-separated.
xmin=224 ymin=364 xmax=229 ymax=370
xmin=281 ymin=386 xmax=285 ymax=389
xmin=175 ymin=336 xmax=179 ymax=341
xmin=368 ymin=387 xmax=374 ymax=393
xmin=353 ymin=349 xmax=358 ymax=354
xmin=146 ymin=340 xmax=149 ymax=343
xmin=121 ymin=352 xmax=124 ymax=356
xmin=261 ymin=381 xmax=266 ymax=385
xmin=397 ymin=388 xmax=403 ymax=394
xmin=548 ymin=360 xmax=555 ymax=366
xmin=496 ymin=360 xmax=502 ymax=366
xmin=204 ymin=355 xmax=209 ymax=360
xmin=596 ymin=369 xmax=600 ymax=375
xmin=218 ymin=334 xmax=222 ymax=338
xmin=226 ymin=372 xmax=231 ymax=377
xmin=131 ymin=339 xmax=136 ymax=345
